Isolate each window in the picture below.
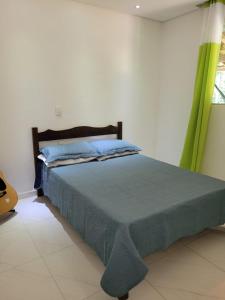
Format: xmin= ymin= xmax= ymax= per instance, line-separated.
xmin=212 ymin=32 xmax=225 ymax=104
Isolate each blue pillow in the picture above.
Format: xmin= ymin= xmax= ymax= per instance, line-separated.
xmin=41 ymin=141 xmax=98 ymax=163
xmin=88 ymin=139 xmax=141 ymax=156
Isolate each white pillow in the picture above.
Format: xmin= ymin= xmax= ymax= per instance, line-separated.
xmin=96 ymin=151 xmax=139 ymax=161
xmin=38 ymin=154 xmax=95 ymax=168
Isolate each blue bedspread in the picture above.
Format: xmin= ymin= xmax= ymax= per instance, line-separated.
xmin=42 ymin=154 xmax=225 ymax=297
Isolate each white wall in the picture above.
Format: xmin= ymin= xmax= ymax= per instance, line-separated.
xmin=201 ymin=104 xmax=225 ymax=180
xmin=2 ymin=1 xmax=223 ymax=195
xmin=155 ymin=10 xmax=225 ymax=182
xmin=0 ymin=0 xmax=161 ymax=195
xmin=155 ymin=10 xmax=203 ymax=165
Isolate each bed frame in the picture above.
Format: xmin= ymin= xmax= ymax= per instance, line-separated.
xmin=32 ymin=122 xmax=128 ymax=300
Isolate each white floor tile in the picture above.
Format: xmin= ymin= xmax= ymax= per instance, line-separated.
xmin=128 ymin=281 xmax=165 ymax=300
xmin=26 ymin=219 xmax=74 ymax=256
xmin=0 ymin=229 xmax=40 ymax=266
xmin=0 ymin=269 xmax=64 ymax=300
xmin=0 ymin=262 xmax=13 ymax=273
xmin=159 ymin=244 xmax=212 ymax=267
xmin=144 ymin=250 xmax=168 ymax=264
xmin=54 ymin=275 xmax=99 ymax=300
xmin=1 ymin=197 xmax=225 ymax=300
xmin=0 ymin=213 xmax=25 ymax=236
xmin=187 ymin=231 xmax=225 ymax=271
xmin=147 ymin=246 xmax=225 ymax=299
xmin=156 ymin=286 xmax=225 ymax=300
xmin=44 ymin=244 xmax=104 ymax=287
xmin=15 ymin=258 xmax=51 ymax=277
xmin=16 ymin=197 xmax=56 ymax=222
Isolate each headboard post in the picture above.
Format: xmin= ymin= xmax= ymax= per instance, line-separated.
xmin=32 ymin=127 xmax=39 ymax=180
xmin=117 ymin=122 xmax=122 ymax=140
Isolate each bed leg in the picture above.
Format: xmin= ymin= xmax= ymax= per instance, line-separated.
xmin=118 ymin=293 xmax=129 ymax=300
xmin=37 ymin=189 xmax=44 ymax=197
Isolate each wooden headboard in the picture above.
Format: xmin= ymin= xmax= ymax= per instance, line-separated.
xmin=32 ymin=122 xmax=122 ymax=196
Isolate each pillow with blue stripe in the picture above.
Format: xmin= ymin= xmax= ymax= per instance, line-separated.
xmin=88 ymin=139 xmax=141 ymax=157
xmin=41 ymin=141 xmax=98 ymax=163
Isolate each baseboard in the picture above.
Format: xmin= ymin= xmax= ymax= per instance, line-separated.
xmin=18 ymin=190 xmax=37 ymax=200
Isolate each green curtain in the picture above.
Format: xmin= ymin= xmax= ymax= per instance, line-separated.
xmin=180 ymin=0 xmax=224 ymax=172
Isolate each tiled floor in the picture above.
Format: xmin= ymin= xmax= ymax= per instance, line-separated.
xmin=0 ymin=197 xmax=225 ymax=300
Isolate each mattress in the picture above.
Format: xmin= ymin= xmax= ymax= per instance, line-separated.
xmin=41 ymin=154 xmax=225 ymax=297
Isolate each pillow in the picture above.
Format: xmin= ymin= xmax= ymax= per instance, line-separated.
xmin=38 ymin=154 xmax=95 ymax=168
xmin=40 ymin=141 xmax=98 ymax=163
xmin=89 ymin=139 xmax=141 ymax=156
xmin=96 ymin=150 xmax=139 ymax=161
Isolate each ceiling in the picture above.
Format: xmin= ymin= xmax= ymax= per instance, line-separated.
xmin=74 ymin=0 xmax=204 ymax=22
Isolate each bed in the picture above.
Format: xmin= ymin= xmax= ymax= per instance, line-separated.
xmin=32 ymin=122 xmax=225 ymax=300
